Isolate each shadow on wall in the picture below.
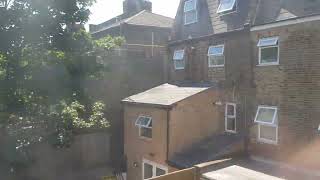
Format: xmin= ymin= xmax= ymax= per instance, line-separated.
xmin=26 ymin=132 xmax=111 ymax=180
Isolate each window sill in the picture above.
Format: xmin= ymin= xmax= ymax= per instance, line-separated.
xmin=174 ymin=68 xmax=185 ymax=70
xmin=184 ymin=21 xmax=198 ymax=26
xmin=209 ymin=65 xmax=225 ymax=68
xmin=217 ymin=10 xmax=237 ymax=17
xmin=256 ymin=63 xmax=279 ymax=67
xmin=257 ymin=139 xmax=278 ymax=146
xmin=140 ymin=136 xmax=152 ymax=142
xmin=225 ymin=130 xmax=237 ymax=134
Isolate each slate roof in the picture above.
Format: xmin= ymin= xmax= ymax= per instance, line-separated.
xmin=168 ymin=134 xmax=244 ymax=169
xmin=254 ymin=0 xmax=320 ymax=25
xmin=201 ymin=157 xmax=320 ymax=180
xmin=91 ymin=10 xmax=173 ymax=34
xmin=122 ymin=83 xmax=211 ymax=107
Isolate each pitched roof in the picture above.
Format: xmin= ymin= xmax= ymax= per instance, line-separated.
xmin=125 ymin=10 xmax=174 ymax=28
xmin=254 ymin=0 xmax=320 ymax=25
xmin=91 ymin=10 xmax=173 ymax=34
xmin=168 ymin=134 xmax=244 ymax=169
xmin=122 ymin=83 xmax=211 ymax=107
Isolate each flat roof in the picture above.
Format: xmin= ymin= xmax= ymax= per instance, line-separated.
xmin=203 ymin=165 xmax=284 ymax=180
xmin=200 ymin=157 xmax=320 ymax=180
xmin=122 ymin=83 xmax=211 ymax=106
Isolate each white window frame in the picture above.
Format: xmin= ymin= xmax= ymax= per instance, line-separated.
xmin=184 ymin=0 xmax=198 ymax=25
xmin=135 ymin=115 xmax=152 ymax=139
xmin=208 ymin=44 xmax=226 ymax=67
xmin=173 ymin=49 xmax=185 ymax=70
xmin=0 ymin=1 xmax=5 ymax=8
xmin=208 ymin=45 xmax=225 ymax=67
xmin=225 ymin=103 xmax=236 ymax=133
xmin=254 ymin=106 xmax=278 ymax=126
xmin=217 ymin=0 xmax=237 ymax=14
xmin=142 ymin=159 xmax=168 ymax=180
xmin=258 ymin=124 xmax=278 ymax=145
xmin=254 ymin=106 xmax=278 ymax=145
xmin=258 ymin=37 xmax=280 ymax=66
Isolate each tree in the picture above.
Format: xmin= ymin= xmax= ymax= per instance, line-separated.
xmin=0 ymin=0 xmax=124 ymax=177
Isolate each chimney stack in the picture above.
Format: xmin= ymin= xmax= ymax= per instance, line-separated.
xmin=123 ymin=0 xmax=153 ymax=17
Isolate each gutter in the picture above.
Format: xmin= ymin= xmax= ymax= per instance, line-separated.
xmin=121 ymin=101 xmax=173 ymax=110
xmin=168 ymin=27 xmax=249 ymax=46
xmin=166 ymin=110 xmax=171 ymax=163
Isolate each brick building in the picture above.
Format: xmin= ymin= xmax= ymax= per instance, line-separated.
xmin=123 ymin=0 xmax=320 ymax=179
xmin=88 ymin=0 xmax=174 ymax=171
xmin=122 ymin=83 xmax=221 ymax=180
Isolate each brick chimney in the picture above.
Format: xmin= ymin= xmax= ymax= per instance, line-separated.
xmin=123 ymin=0 xmax=152 ymax=17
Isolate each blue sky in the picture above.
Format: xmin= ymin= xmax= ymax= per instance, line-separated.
xmin=88 ymin=0 xmax=180 ymax=25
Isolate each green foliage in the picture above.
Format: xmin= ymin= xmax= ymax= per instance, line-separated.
xmin=0 ymin=53 xmax=7 ymax=80
xmin=95 ymin=35 xmax=125 ymax=50
xmin=52 ymin=100 xmax=109 ymax=147
xmin=0 ymin=0 xmax=124 ymax=176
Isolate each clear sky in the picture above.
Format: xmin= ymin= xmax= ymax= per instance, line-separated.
xmin=88 ymin=0 xmax=180 ymax=25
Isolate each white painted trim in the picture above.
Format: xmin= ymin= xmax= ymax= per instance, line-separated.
xmin=258 ymin=45 xmax=280 ymax=66
xmin=251 ymin=14 xmax=320 ymax=31
xmin=225 ymin=103 xmax=237 ymax=133
xmin=136 ymin=115 xmax=153 ymax=139
xmin=254 ymin=106 xmax=278 ymax=125
xmin=208 ymin=45 xmax=225 ymax=55
xmin=135 ymin=115 xmax=152 ymax=128
xmin=184 ymin=10 xmax=198 ymax=25
xmin=208 ymin=45 xmax=225 ymax=67
xmin=184 ymin=0 xmax=198 ymax=25
xmin=173 ymin=49 xmax=186 ymax=70
xmin=217 ymin=0 xmax=237 ymax=14
xmin=142 ymin=159 xmax=168 ymax=180
xmin=258 ymin=124 xmax=278 ymax=145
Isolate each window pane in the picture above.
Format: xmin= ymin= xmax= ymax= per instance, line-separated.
xmin=144 ymin=163 xmax=153 ymax=179
xmin=260 ymin=47 xmax=278 ymax=64
xmin=227 ymin=104 xmax=235 ymax=116
xmin=184 ymin=0 xmax=196 ymax=12
xmin=141 ymin=127 xmax=152 ymax=138
xmin=156 ymin=168 xmax=166 ymax=176
xmin=256 ymin=107 xmax=276 ymax=124
xmin=136 ymin=116 xmax=151 ymax=127
xmin=260 ymin=125 xmax=277 ymax=142
xmin=208 ymin=46 xmax=224 ymax=55
xmin=226 ymin=118 xmax=236 ymax=131
xmin=209 ymin=56 xmax=224 ymax=67
xmin=217 ymin=0 xmax=236 ymax=13
xmin=185 ymin=11 xmax=197 ymax=24
xmin=258 ymin=37 xmax=278 ymax=47
xmin=174 ymin=59 xmax=185 ymax=69
xmin=173 ymin=50 xmax=184 ymax=60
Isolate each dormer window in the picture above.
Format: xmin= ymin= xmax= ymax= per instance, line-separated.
xmin=217 ymin=0 xmax=237 ymax=14
xmin=173 ymin=50 xmax=185 ymax=70
xmin=184 ymin=0 xmax=197 ymax=25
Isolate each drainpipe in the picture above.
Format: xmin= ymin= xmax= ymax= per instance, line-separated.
xmin=166 ymin=109 xmax=170 ymax=161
